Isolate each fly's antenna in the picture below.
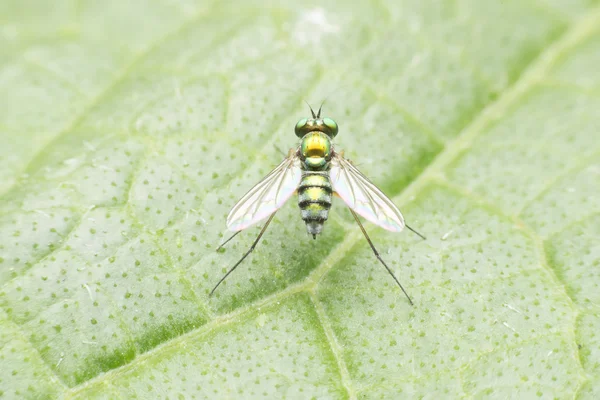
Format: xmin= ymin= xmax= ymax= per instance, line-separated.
xmin=304 ymin=100 xmax=317 ymax=118
xmin=316 ymin=102 xmax=323 ymax=118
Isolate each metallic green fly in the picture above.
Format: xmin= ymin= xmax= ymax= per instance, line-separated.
xmin=211 ymin=105 xmax=425 ymax=304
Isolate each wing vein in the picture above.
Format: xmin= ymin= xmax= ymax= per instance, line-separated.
xmin=330 ymin=154 xmax=404 ymax=232
xmin=226 ymin=153 xmax=301 ymax=232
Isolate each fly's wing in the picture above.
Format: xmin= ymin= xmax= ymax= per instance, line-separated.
xmin=226 ymin=153 xmax=302 ymax=232
xmin=330 ymin=154 xmax=405 ymax=232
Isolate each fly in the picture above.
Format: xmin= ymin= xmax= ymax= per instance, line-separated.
xmin=211 ymin=104 xmax=426 ymax=305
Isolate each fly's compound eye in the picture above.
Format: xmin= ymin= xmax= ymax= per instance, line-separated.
xmin=295 ymin=118 xmax=308 ymax=137
xmin=323 ymin=118 xmax=338 ymax=137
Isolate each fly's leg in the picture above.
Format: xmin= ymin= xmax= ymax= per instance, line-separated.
xmin=405 ymin=224 xmax=426 ymax=240
xmin=273 ymin=145 xmax=296 ymax=158
xmin=216 ymin=231 xmax=241 ymax=251
xmin=210 ymin=212 xmax=277 ymax=297
xmin=349 ymin=209 xmax=414 ymax=306
xmin=273 ymin=144 xmax=286 ymax=157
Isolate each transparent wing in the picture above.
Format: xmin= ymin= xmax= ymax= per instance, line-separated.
xmin=226 ymin=153 xmax=302 ymax=232
xmin=330 ymin=154 xmax=405 ymax=232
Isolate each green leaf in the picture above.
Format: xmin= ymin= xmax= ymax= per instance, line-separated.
xmin=1 ymin=1 xmax=599 ymax=398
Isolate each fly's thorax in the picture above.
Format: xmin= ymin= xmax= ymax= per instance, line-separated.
xmin=300 ymin=131 xmax=331 ymax=170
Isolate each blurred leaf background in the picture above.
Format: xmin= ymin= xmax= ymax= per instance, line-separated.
xmin=1 ymin=0 xmax=600 ymax=398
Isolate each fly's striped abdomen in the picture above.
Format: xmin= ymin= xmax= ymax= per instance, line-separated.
xmin=298 ymin=172 xmax=332 ymax=238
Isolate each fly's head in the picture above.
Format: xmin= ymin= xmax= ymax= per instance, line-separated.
xmin=294 ymin=104 xmax=339 ymax=139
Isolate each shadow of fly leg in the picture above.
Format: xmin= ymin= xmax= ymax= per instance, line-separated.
xmin=210 ymin=212 xmax=278 ymax=297
xmin=349 ymin=209 xmax=414 ymax=306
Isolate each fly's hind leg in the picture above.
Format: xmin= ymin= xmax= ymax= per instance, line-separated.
xmin=349 ymin=209 xmax=414 ymax=306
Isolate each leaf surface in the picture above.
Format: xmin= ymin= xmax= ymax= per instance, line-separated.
xmin=1 ymin=1 xmax=600 ymax=398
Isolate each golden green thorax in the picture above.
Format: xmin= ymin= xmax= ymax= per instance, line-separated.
xmin=300 ymin=131 xmax=331 ymax=169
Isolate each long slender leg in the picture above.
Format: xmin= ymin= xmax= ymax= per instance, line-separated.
xmin=216 ymin=231 xmax=241 ymax=251
xmin=349 ymin=209 xmax=414 ymax=306
xmin=209 ymin=212 xmax=277 ymax=297
xmin=405 ymin=224 xmax=426 ymax=240
xmin=273 ymin=144 xmax=287 ymax=157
